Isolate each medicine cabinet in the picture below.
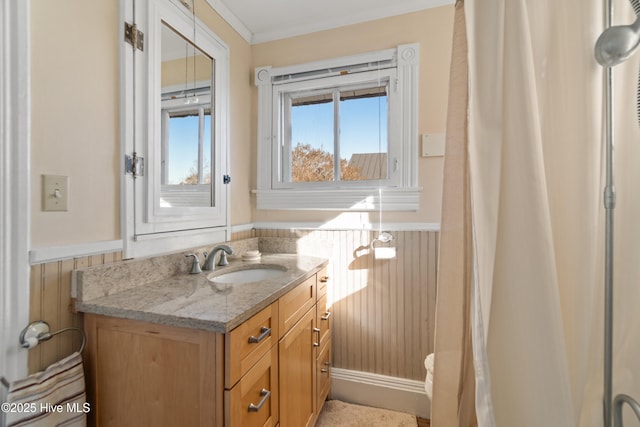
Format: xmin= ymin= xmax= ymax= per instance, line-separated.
xmin=121 ymin=0 xmax=230 ymax=257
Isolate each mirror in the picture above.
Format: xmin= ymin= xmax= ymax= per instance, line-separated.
xmin=160 ymin=22 xmax=214 ymax=207
xmin=122 ymin=0 xmax=230 ymax=257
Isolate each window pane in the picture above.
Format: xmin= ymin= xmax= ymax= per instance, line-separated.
xmin=290 ymin=96 xmax=334 ymax=182
xmin=167 ymin=112 xmax=200 ymax=185
xmin=339 ymin=87 xmax=388 ymax=181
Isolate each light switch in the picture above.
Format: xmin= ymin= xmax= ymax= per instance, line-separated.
xmin=42 ymin=174 xmax=69 ymax=211
xmin=421 ymin=133 xmax=446 ymax=157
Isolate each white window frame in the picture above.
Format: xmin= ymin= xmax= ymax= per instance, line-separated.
xmin=275 ymin=71 xmax=396 ymax=189
xmin=255 ymin=43 xmax=420 ymax=211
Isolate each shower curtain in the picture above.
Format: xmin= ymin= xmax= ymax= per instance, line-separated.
xmin=432 ymin=0 xmax=640 ymax=426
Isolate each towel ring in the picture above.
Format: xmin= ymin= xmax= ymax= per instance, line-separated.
xmin=19 ymin=320 xmax=86 ymax=354
xmin=370 ymin=231 xmax=394 ymax=250
xmin=0 ymin=321 xmax=86 ymax=389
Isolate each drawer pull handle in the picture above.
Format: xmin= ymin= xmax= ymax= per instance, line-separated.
xmin=248 ymin=388 xmax=271 ymax=412
xmin=313 ymin=327 xmax=321 ymax=347
xmin=321 ymin=311 xmax=331 ymax=321
xmin=248 ymin=326 xmax=271 ymax=344
xmin=321 ymin=368 xmax=329 ymax=373
xmin=320 ymin=276 xmax=330 ymax=283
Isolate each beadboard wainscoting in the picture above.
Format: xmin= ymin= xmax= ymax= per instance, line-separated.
xmin=28 ymin=250 xmax=123 ymax=374
xmin=255 ymin=227 xmax=438 ymax=417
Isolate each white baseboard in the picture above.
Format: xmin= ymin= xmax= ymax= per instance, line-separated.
xmin=330 ymin=368 xmax=430 ymax=419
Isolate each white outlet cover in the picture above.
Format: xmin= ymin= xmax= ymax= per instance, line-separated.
xmin=421 ymin=133 xmax=445 ymax=157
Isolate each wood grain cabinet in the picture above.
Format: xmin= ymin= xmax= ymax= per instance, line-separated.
xmin=84 ymin=267 xmax=330 ymax=427
xmin=278 ymin=267 xmax=331 ymax=427
xmin=315 ymin=270 xmax=331 ymax=413
xmin=225 ymin=302 xmax=279 ymax=427
xmin=83 ymin=315 xmax=224 ymax=427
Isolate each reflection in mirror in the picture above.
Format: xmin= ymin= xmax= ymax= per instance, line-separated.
xmin=160 ymin=21 xmax=213 ymax=207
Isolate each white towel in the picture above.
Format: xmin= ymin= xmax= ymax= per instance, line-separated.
xmin=5 ymin=352 xmax=87 ymax=427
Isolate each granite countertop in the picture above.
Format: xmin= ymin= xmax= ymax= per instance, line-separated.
xmin=75 ymin=253 xmax=328 ymax=333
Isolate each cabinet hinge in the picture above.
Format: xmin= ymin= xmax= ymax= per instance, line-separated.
xmin=124 ymin=22 xmax=144 ymax=51
xmin=125 ymin=152 xmax=145 ymax=177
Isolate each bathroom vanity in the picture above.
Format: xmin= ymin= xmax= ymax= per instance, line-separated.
xmin=74 ymin=250 xmax=330 ymax=427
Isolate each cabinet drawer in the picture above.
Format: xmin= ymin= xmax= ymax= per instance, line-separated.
xmin=226 ymin=302 xmax=279 ymax=389
xmin=317 ymin=268 xmax=329 ymax=299
xmin=226 ymin=346 xmax=279 ymax=427
xmin=279 ymin=275 xmax=316 ymax=338
xmin=316 ymin=338 xmax=331 ymax=412
xmin=224 ymin=346 xmax=278 ymax=427
xmin=316 ymin=292 xmax=331 ymax=347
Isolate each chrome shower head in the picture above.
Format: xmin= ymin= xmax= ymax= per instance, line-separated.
xmin=595 ymin=18 xmax=640 ymax=67
xmin=595 ymin=0 xmax=640 ymax=127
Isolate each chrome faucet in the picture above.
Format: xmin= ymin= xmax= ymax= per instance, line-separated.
xmin=203 ymin=245 xmax=233 ymax=271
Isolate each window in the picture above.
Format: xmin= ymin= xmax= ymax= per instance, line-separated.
xmin=255 ymin=44 xmax=420 ymax=211
xmin=282 ymin=80 xmax=389 ymax=185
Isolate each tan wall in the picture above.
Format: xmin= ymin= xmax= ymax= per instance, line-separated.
xmin=29 ymin=2 xmax=450 ymax=248
xmin=251 ymin=5 xmax=454 ymax=225
xmin=29 ymin=0 xmax=254 ymax=249
xmin=30 ymin=0 xmax=120 ymax=247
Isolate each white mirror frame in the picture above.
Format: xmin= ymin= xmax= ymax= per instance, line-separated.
xmin=121 ymin=0 xmax=230 ymax=258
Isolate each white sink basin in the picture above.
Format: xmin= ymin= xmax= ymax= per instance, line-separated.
xmin=207 ymin=265 xmax=287 ymax=284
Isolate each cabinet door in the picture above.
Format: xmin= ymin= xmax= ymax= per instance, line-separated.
xmin=278 ymin=308 xmax=316 ymax=427
xmin=279 ymin=275 xmax=316 ymax=338
xmin=84 ymin=314 xmax=223 ymax=427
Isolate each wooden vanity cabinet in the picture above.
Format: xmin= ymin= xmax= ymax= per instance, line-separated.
xmin=225 ymin=345 xmax=278 ymax=427
xmin=224 ymin=302 xmax=279 ymax=427
xmin=83 ymin=267 xmax=330 ymax=427
xmin=278 ymin=267 xmax=331 ymax=427
xmin=83 ymin=314 xmax=225 ymax=427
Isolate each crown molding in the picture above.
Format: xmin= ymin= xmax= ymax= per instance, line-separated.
xmin=204 ymin=0 xmax=252 ymax=43
xmin=252 ymin=0 xmax=454 ymax=44
xmin=206 ymin=0 xmax=454 ymax=45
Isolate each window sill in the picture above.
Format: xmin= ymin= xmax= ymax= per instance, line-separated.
xmin=253 ymin=187 xmax=421 ymax=211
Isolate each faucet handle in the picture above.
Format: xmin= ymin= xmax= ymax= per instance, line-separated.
xmin=185 ymin=253 xmax=202 ymax=274
xmin=218 ymin=251 xmax=229 ymax=266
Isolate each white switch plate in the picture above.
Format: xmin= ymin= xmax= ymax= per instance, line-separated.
xmin=421 ymin=133 xmax=446 ymax=157
xmin=42 ymin=174 xmax=69 ymax=211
